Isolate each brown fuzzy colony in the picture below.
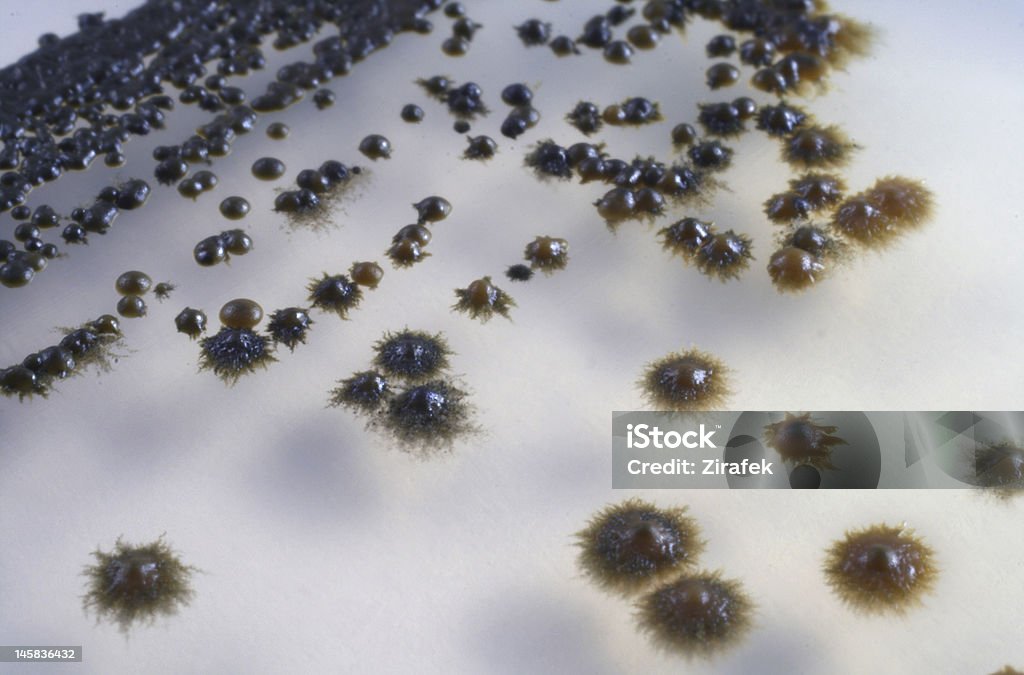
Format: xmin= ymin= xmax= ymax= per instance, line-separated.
xmin=833 ymin=176 xmax=934 ymax=247
xmin=658 ymin=216 xmax=753 ymax=282
xmin=763 ymin=174 xmax=845 ymax=223
xmin=523 ymin=235 xmax=570 ymax=273
xmin=970 ymin=441 xmax=1024 ymax=497
xmin=576 ymin=499 xmax=704 ymax=594
xmin=639 ymin=348 xmax=730 ymax=411
xmin=782 ymin=125 xmax=855 ymax=169
xmin=695 ymin=230 xmax=753 ymax=281
xmin=766 ymin=246 xmax=825 ymax=292
xmin=823 ymin=523 xmax=936 ymax=614
xmin=452 ymin=276 xmax=515 ymax=322
xmin=637 ymin=571 xmax=754 ymax=658
xmin=763 ymin=412 xmax=846 ymax=469
xmin=82 ymin=536 xmax=197 ymax=632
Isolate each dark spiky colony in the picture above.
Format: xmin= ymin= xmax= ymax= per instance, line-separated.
xmin=307 ymin=273 xmax=363 ymax=319
xmin=525 ymin=140 xmax=573 ymax=180
xmin=372 ymin=329 xmax=451 ymax=383
xmin=637 ymin=571 xmax=754 ymax=659
xmin=763 ymin=413 xmax=846 ymax=470
xmin=82 ymin=536 xmax=196 ymax=633
xmin=273 ymin=161 xmax=361 ymax=231
xmin=266 ymin=308 xmax=314 ymax=351
xmin=329 ymin=370 xmax=390 ymax=413
xmin=2 ymin=315 xmax=126 ymax=401
xmin=576 ymin=499 xmax=704 ymax=594
xmin=823 ymin=523 xmax=936 ymax=615
xmin=333 ymin=329 xmax=476 ymax=453
xmin=523 ymin=236 xmax=569 ymax=273
xmin=640 ymin=349 xmax=730 ymax=412
xmin=198 ymin=327 xmax=276 ymax=385
xmin=505 ymin=264 xmax=534 ymax=282
xmin=970 ymin=441 xmax=1024 ymax=498
xmin=378 ymin=379 xmax=475 ymax=450
xmin=154 ymin=282 xmax=175 ymax=301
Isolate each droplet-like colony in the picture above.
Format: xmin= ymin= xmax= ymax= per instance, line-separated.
xmin=350 ymin=261 xmax=384 ymax=289
xmin=640 ymin=349 xmax=730 ymax=411
xmin=358 ymin=134 xmax=392 ymax=160
xmin=218 ymin=298 xmax=263 ymax=330
xmin=82 ymin=537 xmax=196 ymax=632
xmin=175 ymin=308 xmax=207 ymax=339
xmin=823 ymin=523 xmax=936 ymax=614
xmin=637 ymin=571 xmax=754 ymax=658
xmin=413 ymin=196 xmax=452 ymax=223
xmin=763 ymin=412 xmax=846 ymax=469
xmin=115 ymin=270 xmax=153 ymax=296
xmin=576 ymin=499 xmax=704 ymax=594
xmin=767 ymin=247 xmax=825 ymax=292
xmin=117 ymin=295 xmax=147 ymax=318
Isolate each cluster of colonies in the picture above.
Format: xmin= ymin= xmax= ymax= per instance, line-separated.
xmin=577 ymin=502 xmax=941 ymax=660
xmin=328 ymin=329 xmax=475 ymax=451
xmin=0 ymin=0 xmax=937 ymax=423
xmin=113 ymin=270 xmax=174 ymax=319
xmin=184 ymin=255 xmax=386 ymax=384
xmin=0 ymin=315 xmax=123 ymax=400
xmin=576 ymin=499 xmax=753 ymax=659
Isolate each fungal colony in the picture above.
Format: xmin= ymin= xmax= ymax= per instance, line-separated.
xmin=82 ymin=537 xmax=197 ymax=632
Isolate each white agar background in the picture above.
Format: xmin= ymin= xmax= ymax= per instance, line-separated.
xmin=1 ymin=1 xmax=1022 ymax=673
